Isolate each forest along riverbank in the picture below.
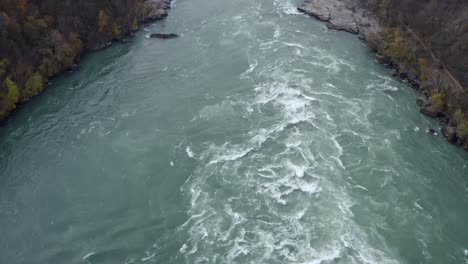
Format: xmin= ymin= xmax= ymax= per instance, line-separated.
xmin=0 ymin=0 xmax=170 ymax=123
xmin=299 ymin=0 xmax=468 ymax=150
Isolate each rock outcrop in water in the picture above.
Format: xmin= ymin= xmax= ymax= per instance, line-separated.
xmin=298 ymin=0 xmax=381 ymax=36
xmin=150 ymin=33 xmax=179 ymax=39
xmin=299 ymin=0 xmax=468 ymax=150
xmin=0 ymin=0 xmax=171 ymax=123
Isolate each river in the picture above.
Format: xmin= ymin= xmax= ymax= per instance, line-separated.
xmin=0 ymin=0 xmax=467 ymax=263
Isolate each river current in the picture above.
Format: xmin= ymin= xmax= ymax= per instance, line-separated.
xmin=0 ymin=0 xmax=467 ymax=263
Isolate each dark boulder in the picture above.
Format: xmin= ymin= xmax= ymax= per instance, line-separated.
xmin=88 ymin=41 xmax=112 ymax=51
xmin=150 ymin=33 xmax=179 ymax=39
xmin=442 ymin=126 xmax=457 ymax=143
xmin=416 ymin=97 xmax=428 ymax=107
xmin=421 ymin=104 xmax=443 ymax=118
xmin=426 ymin=128 xmax=437 ymax=135
xmin=68 ymin=64 xmax=79 ymax=72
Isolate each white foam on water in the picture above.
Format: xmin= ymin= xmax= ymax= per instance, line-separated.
xmin=287 ymin=160 xmax=307 ymax=177
xmin=273 ymin=26 xmax=281 ymax=39
xmin=240 ymin=60 xmax=259 ymax=80
xmin=174 ymin=1 xmax=403 ymax=263
xmin=366 ymin=79 xmax=399 ymax=93
xmin=257 ymin=169 xmax=321 ymax=204
xmin=208 ymin=143 xmax=255 ymax=165
xmin=82 ymin=252 xmax=96 ymax=261
xmin=414 ymin=201 xmax=424 ymax=210
xmin=186 ymin=146 xmax=195 ymax=158
xmin=465 ymin=249 xmax=468 ymax=264
xmin=353 ymin=185 xmax=369 ymax=191
xmin=273 ymin=0 xmax=302 ymax=15
xmin=140 ymin=252 xmax=156 ymax=261
xmin=281 ymin=41 xmax=308 ymax=50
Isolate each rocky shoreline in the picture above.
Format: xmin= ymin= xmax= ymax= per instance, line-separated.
xmin=298 ymin=0 xmax=381 ymax=37
xmin=89 ymin=0 xmax=171 ymax=51
xmin=298 ymin=0 xmax=468 ymax=150
xmin=141 ymin=0 xmax=172 ymax=24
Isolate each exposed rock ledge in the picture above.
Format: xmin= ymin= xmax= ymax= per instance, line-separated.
xmin=142 ymin=0 xmax=172 ymax=24
xmin=298 ymin=0 xmax=381 ymax=37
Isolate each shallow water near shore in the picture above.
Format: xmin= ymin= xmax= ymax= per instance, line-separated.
xmin=0 ymin=0 xmax=467 ymax=263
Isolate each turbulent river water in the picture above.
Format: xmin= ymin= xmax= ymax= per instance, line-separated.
xmin=1 ymin=0 xmax=468 ymax=263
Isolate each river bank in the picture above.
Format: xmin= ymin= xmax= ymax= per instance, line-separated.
xmin=298 ymin=0 xmax=468 ymax=150
xmin=0 ymin=0 xmax=171 ymax=124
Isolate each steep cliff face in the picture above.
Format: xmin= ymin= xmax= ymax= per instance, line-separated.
xmin=299 ymin=0 xmax=468 ymax=149
xmin=369 ymin=0 xmax=468 ymax=88
xmin=0 ymin=0 xmax=170 ymax=123
xmin=369 ymin=0 xmax=468 ymax=149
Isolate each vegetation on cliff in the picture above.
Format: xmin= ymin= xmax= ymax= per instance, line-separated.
xmin=0 ymin=0 xmax=167 ymax=123
xmin=366 ymin=0 xmax=468 ymax=148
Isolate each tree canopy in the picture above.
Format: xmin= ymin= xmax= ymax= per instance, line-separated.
xmin=0 ymin=0 xmax=146 ymax=121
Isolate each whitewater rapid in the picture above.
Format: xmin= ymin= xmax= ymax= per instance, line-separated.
xmin=176 ymin=5 xmax=400 ymax=262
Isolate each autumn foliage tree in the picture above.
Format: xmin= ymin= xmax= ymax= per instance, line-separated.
xmin=0 ymin=0 xmax=147 ymax=122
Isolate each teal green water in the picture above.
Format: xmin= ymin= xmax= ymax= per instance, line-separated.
xmin=0 ymin=0 xmax=467 ymax=263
